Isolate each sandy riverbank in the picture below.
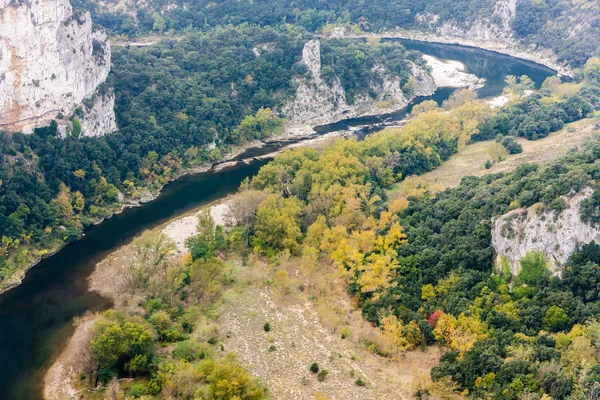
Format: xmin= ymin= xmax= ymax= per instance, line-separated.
xmin=422 ymin=54 xmax=485 ymax=89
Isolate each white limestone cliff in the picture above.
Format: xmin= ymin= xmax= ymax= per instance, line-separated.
xmin=425 ymin=0 xmax=518 ymax=47
xmin=0 ymin=0 xmax=116 ymax=136
xmin=282 ymin=40 xmax=437 ymax=130
xmin=492 ymin=188 xmax=600 ymax=275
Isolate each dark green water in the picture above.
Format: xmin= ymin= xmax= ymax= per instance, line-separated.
xmin=0 ymin=41 xmax=554 ymax=399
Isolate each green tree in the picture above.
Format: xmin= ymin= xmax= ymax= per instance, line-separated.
xmin=584 ymin=57 xmax=600 ymax=84
xmin=91 ymin=313 xmax=154 ymax=383
xmin=151 ymin=12 xmax=166 ymax=33
xmin=517 ymin=251 xmax=550 ymax=286
xmin=543 ymin=305 xmax=570 ymax=332
xmin=253 ymin=194 xmax=303 ymax=254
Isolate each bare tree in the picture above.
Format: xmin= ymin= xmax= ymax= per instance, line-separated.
xmin=225 ymin=190 xmax=268 ymax=245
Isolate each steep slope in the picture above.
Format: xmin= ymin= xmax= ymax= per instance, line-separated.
xmin=72 ymin=0 xmax=597 ymax=68
xmin=0 ymin=0 xmax=115 ymax=136
xmin=283 ymin=39 xmax=437 ymax=130
xmin=492 ymin=187 xmax=600 ymax=274
xmin=417 ymin=0 xmax=517 ymax=46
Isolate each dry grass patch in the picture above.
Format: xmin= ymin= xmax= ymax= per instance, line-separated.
xmin=388 ymin=117 xmax=599 ymax=201
xmin=218 ymin=257 xmax=442 ymax=400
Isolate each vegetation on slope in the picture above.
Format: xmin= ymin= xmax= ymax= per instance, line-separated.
xmin=74 ymin=0 xmax=496 ymax=38
xmin=155 ymin=75 xmax=600 ymax=399
xmin=76 ymin=0 xmax=600 ymax=66
xmin=0 ymin=27 xmax=423 ymax=289
xmin=513 ymin=0 xmax=600 ymax=67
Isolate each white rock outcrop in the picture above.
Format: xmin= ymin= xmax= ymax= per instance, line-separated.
xmin=492 ymin=188 xmax=600 ymax=275
xmin=419 ymin=0 xmax=518 ymax=46
xmin=0 ymin=0 xmax=116 ymax=136
xmin=283 ymin=40 xmax=437 ymax=129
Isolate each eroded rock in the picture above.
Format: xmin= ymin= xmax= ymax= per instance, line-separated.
xmin=492 ymin=188 xmax=600 ymax=275
xmin=0 ymin=0 xmax=116 ymax=136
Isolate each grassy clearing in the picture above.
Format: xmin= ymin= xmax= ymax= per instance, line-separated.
xmin=388 ymin=117 xmax=600 ymax=201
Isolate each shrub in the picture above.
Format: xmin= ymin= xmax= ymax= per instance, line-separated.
xmin=310 ymin=363 xmax=319 ymax=373
xmin=128 ymin=384 xmax=148 ymax=398
xmin=263 ymin=322 xmax=271 ymax=332
xmin=317 ymin=370 xmax=329 ymax=382
xmin=355 ymin=377 xmax=366 ymax=386
xmin=172 ymin=340 xmax=208 ymax=361
xmin=71 ymin=117 xmax=82 ymax=138
xmin=517 ymin=251 xmax=551 ymax=285
xmin=502 ymin=136 xmax=523 ymax=154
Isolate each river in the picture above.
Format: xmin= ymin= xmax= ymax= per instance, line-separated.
xmin=0 ymin=40 xmax=554 ymax=399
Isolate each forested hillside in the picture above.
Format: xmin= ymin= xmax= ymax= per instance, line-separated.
xmin=513 ymin=0 xmax=600 ymax=67
xmin=167 ymin=72 xmax=600 ymax=399
xmin=74 ymin=0 xmax=495 ymax=37
xmin=75 ymin=0 xmax=600 ymax=67
xmin=0 ymin=26 xmax=427 ymax=290
xmin=69 ymin=68 xmax=600 ymax=398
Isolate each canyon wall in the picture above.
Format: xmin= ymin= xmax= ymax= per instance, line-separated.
xmin=283 ymin=40 xmax=437 ymax=130
xmin=0 ymin=0 xmax=116 ymax=136
xmin=492 ymin=188 xmax=600 ymax=275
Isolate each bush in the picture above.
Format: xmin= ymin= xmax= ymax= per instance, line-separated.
xmin=310 ymin=363 xmax=319 ymax=373
xmin=517 ymin=251 xmax=551 ymax=285
xmin=317 ymin=370 xmax=329 ymax=382
xmin=263 ymin=322 xmax=271 ymax=332
xmin=128 ymin=384 xmax=148 ymax=398
xmin=501 ymin=136 xmax=523 ymax=154
xmin=355 ymin=377 xmax=366 ymax=386
xmin=172 ymin=340 xmax=208 ymax=361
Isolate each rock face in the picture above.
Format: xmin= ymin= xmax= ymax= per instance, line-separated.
xmin=492 ymin=188 xmax=600 ymax=275
xmin=282 ymin=40 xmax=437 ymax=129
xmin=0 ymin=0 xmax=116 ymax=136
xmin=416 ymin=0 xmax=517 ymax=47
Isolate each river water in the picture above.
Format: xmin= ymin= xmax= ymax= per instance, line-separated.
xmin=0 ymin=40 xmax=554 ymax=399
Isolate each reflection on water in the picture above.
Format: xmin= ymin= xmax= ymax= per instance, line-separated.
xmin=0 ymin=40 xmax=555 ymax=400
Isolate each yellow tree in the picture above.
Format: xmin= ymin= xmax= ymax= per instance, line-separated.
xmin=51 ymin=182 xmax=74 ymax=224
xmin=357 ymin=252 xmax=399 ymax=298
xmin=433 ymin=312 xmax=488 ymax=357
xmin=254 ymin=194 xmax=303 ymax=254
xmin=331 ymin=238 xmax=364 ymax=280
xmin=304 ymin=215 xmax=328 ymax=249
xmin=381 ymin=314 xmax=421 ymax=355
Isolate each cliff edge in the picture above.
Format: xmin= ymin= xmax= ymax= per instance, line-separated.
xmin=0 ymin=0 xmax=116 ymax=136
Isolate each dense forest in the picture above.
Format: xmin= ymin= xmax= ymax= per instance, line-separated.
xmin=0 ymin=27 xmax=425 ymax=289
xmin=73 ymin=0 xmax=600 ymax=67
xmin=513 ymin=0 xmax=600 ymax=67
xmin=74 ymin=0 xmax=495 ymax=38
